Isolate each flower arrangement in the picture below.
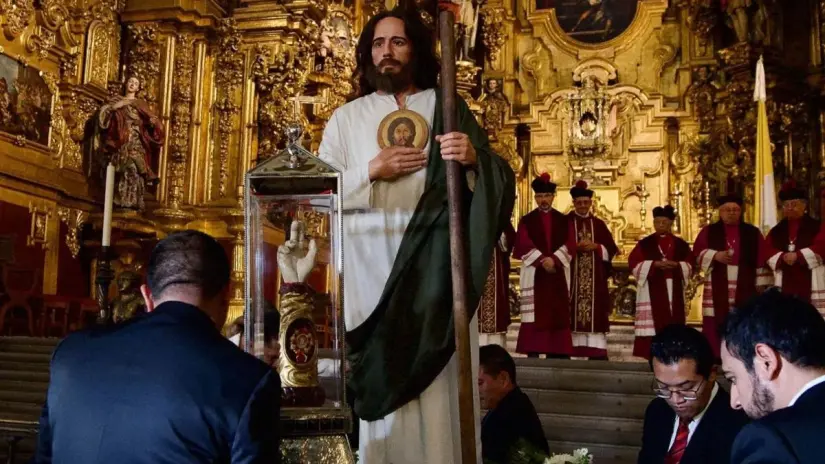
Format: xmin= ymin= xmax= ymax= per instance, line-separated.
xmin=483 ymin=439 xmax=593 ymax=464
xmin=546 ymin=448 xmax=593 ymax=464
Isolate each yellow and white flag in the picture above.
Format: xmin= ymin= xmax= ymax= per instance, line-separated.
xmin=754 ymin=56 xmax=777 ymax=234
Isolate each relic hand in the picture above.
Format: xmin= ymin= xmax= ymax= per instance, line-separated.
xmin=783 ymin=252 xmax=799 ymax=266
xmin=277 ymin=221 xmax=318 ymax=283
xmin=368 ymin=146 xmax=428 ymax=181
xmin=714 ymin=251 xmax=733 ymax=265
xmin=437 ymin=132 xmax=477 ymax=166
xmin=296 ymin=239 xmax=318 ymax=282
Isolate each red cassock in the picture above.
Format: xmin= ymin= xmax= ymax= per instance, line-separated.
xmin=513 ymin=208 xmax=571 ymax=355
xmin=693 ymin=221 xmax=773 ymax=357
xmin=478 ymin=221 xmax=517 ymax=335
xmin=563 ymin=213 xmax=619 ymax=358
xmin=766 ymin=216 xmax=822 ymax=302
xmin=628 ymin=233 xmax=693 ymax=360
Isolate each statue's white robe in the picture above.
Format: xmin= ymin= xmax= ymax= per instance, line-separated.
xmin=318 ymin=89 xmax=481 ymax=464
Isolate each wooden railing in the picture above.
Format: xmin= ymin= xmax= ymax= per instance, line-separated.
xmin=0 ymin=419 xmax=37 ymax=464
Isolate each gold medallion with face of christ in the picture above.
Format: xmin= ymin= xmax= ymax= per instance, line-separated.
xmin=377 ymin=108 xmax=430 ymax=150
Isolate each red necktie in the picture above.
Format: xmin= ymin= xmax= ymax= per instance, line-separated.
xmin=666 ymin=419 xmax=690 ymax=464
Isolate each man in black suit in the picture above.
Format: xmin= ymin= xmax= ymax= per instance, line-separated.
xmin=721 ymin=288 xmax=825 ymax=464
xmin=638 ymin=324 xmax=748 ymax=464
xmin=32 ymin=231 xmax=281 ymax=463
xmin=479 ymin=344 xmax=548 ymax=463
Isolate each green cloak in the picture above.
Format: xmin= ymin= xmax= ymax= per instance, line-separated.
xmin=346 ymin=89 xmax=517 ymax=421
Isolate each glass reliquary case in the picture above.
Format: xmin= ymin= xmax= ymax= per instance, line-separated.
xmin=244 ymin=124 xmax=354 ymax=462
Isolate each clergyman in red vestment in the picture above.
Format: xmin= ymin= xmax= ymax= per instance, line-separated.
xmin=559 ymin=180 xmax=618 ymax=360
xmin=693 ymin=193 xmax=773 ymax=357
xmin=766 ymin=181 xmax=825 ymax=315
xmin=513 ymin=173 xmax=571 ymax=358
xmin=478 ymin=220 xmax=517 ymax=347
xmin=628 ymin=205 xmax=693 ymax=360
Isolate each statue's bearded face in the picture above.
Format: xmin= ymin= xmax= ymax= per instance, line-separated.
xmin=367 ymin=17 xmax=413 ymax=93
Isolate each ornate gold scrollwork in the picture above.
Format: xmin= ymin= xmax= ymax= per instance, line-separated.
xmin=57 ymin=206 xmax=87 ymax=259
xmin=1 ymin=0 xmax=35 ymax=41
xmin=481 ymin=7 xmax=506 ymax=66
xmin=253 ymin=25 xmax=318 ymax=156
xmin=60 ymin=53 xmax=79 ymax=81
xmin=687 ymin=66 xmax=719 ymax=134
xmin=316 ymin=5 xmax=356 ymax=122
xmin=42 ymin=72 xmax=67 ymax=164
xmin=167 ymin=33 xmax=195 ymax=211
xmin=675 ymin=0 xmax=719 ymax=50
xmin=214 ymin=20 xmax=244 ymax=199
xmin=125 ymin=24 xmax=161 ymax=105
xmin=25 ymin=27 xmax=55 ymax=60
xmin=61 ymin=91 xmax=98 ymax=172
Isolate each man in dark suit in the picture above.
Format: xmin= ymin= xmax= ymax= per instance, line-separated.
xmin=32 ymin=230 xmax=281 ymax=463
xmin=638 ymin=324 xmax=748 ymax=464
xmin=721 ymin=288 xmax=825 ymax=463
xmin=479 ymin=344 xmax=548 ymax=463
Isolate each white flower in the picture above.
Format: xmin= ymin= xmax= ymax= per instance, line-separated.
xmin=545 ymin=448 xmax=593 ymax=464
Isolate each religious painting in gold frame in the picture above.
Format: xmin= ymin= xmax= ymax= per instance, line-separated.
xmin=0 ymin=53 xmax=53 ymax=147
xmin=377 ymin=109 xmax=429 ymax=150
xmin=535 ymin=0 xmax=640 ymax=45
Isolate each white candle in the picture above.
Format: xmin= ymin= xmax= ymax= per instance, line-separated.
xmin=102 ymin=163 xmax=115 ymax=247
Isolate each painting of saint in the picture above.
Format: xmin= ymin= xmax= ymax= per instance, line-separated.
xmin=0 ymin=53 xmax=53 ymax=146
xmin=536 ymin=0 xmax=639 ymax=44
xmin=377 ymin=109 xmax=429 ymax=150
xmin=389 ymin=117 xmax=416 ymax=148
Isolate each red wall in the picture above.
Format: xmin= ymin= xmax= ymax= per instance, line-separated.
xmin=56 ymin=222 xmax=90 ymax=297
xmin=0 ymin=201 xmax=45 ymax=292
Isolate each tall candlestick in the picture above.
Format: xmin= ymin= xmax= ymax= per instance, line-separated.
xmin=102 ymin=163 xmax=115 ymax=246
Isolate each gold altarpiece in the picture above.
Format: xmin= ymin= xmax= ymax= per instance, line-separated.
xmin=1 ymin=0 xmax=825 ymax=332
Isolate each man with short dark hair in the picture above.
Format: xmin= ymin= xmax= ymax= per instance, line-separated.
xmin=693 ymin=193 xmax=773 ymax=358
xmin=33 ymin=230 xmax=281 ymax=463
xmin=479 ymin=344 xmax=547 ymax=464
xmin=318 ymin=7 xmax=515 ymax=463
xmin=629 ymin=205 xmax=693 ymax=360
xmin=720 ymin=288 xmax=825 ymax=463
xmin=638 ymin=324 xmax=747 ymax=464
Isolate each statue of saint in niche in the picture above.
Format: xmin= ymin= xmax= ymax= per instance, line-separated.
xmin=91 ymin=76 xmax=165 ymax=211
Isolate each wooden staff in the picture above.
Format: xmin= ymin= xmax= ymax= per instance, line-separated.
xmin=437 ymin=4 xmax=478 ymax=463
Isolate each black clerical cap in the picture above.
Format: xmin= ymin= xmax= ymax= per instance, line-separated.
xmin=652 ymin=205 xmax=676 ymax=220
xmin=716 ymin=193 xmax=743 ymax=207
xmin=570 ymin=180 xmax=593 ymax=199
xmin=778 ymin=179 xmax=807 ymax=202
xmin=531 ymin=173 xmax=557 ymax=194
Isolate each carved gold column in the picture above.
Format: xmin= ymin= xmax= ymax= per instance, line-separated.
xmin=214 ymin=20 xmax=245 ymax=200
xmin=222 ymin=186 xmax=246 ymax=327
xmin=153 ymin=32 xmax=196 ymax=229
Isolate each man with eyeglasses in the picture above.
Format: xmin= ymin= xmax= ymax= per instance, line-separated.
xmin=767 ymin=180 xmax=825 ymax=316
xmin=638 ymin=324 xmax=748 ymax=464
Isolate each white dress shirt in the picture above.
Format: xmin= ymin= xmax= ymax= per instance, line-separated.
xmin=788 ymin=374 xmax=825 ymax=406
xmin=668 ymin=382 xmax=720 ymax=450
